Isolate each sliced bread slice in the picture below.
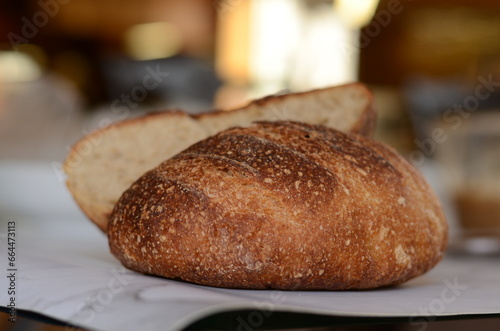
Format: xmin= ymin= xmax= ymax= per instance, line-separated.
xmin=64 ymin=83 xmax=376 ymax=232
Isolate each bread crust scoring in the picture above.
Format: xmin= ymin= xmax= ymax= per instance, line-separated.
xmin=108 ymin=121 xmax=447 ymax=290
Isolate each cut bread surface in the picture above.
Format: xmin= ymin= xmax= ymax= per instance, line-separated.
xmin=64 ymin=83 xmax=375 ymax=231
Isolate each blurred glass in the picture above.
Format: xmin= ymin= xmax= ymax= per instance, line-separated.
xmin=439 ymin=112 xmax=500 ymax=255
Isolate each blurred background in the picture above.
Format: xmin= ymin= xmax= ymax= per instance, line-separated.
xmin=1 ymin=1 xmax=500 ymax=330
xmin=1 ymin=0 xmax=500 ymax=251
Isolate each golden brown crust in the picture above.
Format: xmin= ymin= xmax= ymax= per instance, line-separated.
xmin=108 ymin=121 xmax=447 ymax=290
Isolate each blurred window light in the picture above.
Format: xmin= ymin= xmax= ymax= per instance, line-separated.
xmin=124 ymin=22 xmax=183 ymax=61
xmin=215 ymin=0 xmax=364 ymax=97
xmin=249 ymin=0 xmax=357 ymax=95
xmin=249 ymin=0 xmax=303 ymax=94
xmin=334 ymin=0 xmax=379 ymax=28
xmin=289 ymin=9 xmax=357 ymax=90
xmin=0 ymin=50 xmax=42 ymax=83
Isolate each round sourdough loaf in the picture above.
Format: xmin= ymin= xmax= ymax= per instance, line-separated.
xmin=108 ymin=121 xmax=447 ymax=290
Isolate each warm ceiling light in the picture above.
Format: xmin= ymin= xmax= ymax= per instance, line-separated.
xmin=334 ymin=0 xmax=380 ymax=28
xmin=124 ymin=22 xmax=182 ymax=61
xmin=0 ymin=50 xmax=41 ymax=82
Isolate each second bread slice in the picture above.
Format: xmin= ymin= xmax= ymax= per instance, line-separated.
xmin=64 ymin=83 xmax=375 ymax=232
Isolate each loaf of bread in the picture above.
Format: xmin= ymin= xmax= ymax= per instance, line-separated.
xmin=64 ymin=83 xmax=375 ymax=232
xmin=108 ymin=121 xmax=447 ymax=290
